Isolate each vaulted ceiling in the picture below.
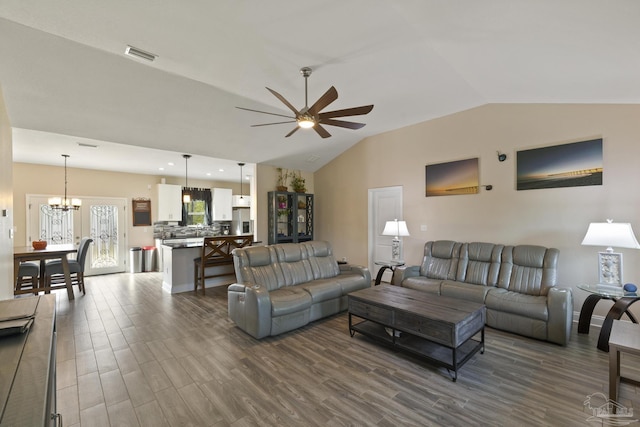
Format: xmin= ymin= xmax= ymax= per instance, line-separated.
xmin=2 ymin=1 xmax=639 ymax=180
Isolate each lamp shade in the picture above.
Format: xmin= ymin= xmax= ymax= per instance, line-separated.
xmin=581 ymin=221 xmax=640 ymax=250
xmin=382 ymin=219 xmax=410 ymax=237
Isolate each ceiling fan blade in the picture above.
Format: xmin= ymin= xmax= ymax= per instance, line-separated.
xmin=250 ymin=121 xmax=297 ymax=127
xmin=318 ymin=104 xmax=374 ymax=119
xmin=266 ymin=87 xmax=300 ymax=116
xmin=308 ymin=86 xmax=338 ymax=116
xmin=320 ymin=118 xmax=366 ymax=130
xmin=236 ymin=106 xmax=295 ymax=120
xmin=285 ymin=127 xmax=300 ymax=138
xmin=313 ymin=124 xmax=332 ymax=139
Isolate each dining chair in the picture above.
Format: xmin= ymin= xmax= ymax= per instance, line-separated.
xmin=15 ymin=262 xmax=40 ymax=295
xmin=44 ymin=237 xmax=94 ymax=294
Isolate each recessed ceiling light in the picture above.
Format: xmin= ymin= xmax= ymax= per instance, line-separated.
xmin=167 ymin=162 xmax=174 ymax=166
xmin=219 ymin=169 xmax=224 ymax=172
xmin=159 ymin=167 xmax=164 ymax=171
xmin=124 ymin=45 xmax=157 ymax=62
xmin=206 ymin=172 xmax=211 ymax=176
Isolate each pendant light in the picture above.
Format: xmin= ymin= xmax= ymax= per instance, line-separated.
xmin=182 ymin=154 xmax=191 ymax=203
xmin=48 ymin=154 xmax=81 ymax=211
xmin=238 ymin=162 xmax=245 ymax=199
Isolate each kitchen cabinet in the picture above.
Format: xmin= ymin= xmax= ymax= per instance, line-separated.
xmin=156 ymin=184 xmax=182 ymax=222
xmin=212 ymin=188 xmax=232 ymax=221
xmin=232 ymin=194 xmax=250 ymax=207
xmin=268 ymin=191 xmax=313 ymax=244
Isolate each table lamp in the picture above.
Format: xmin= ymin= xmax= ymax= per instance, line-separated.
xmin=581 ymin=219 xmax=640 ymax=286
xmin=382 ymin=219 xmax=410 ymax=261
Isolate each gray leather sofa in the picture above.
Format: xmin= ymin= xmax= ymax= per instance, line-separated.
xmin=392 ymin=240 xmax=573 ymax=345
xmin=228 ymin=241 xmax=371 ymax=339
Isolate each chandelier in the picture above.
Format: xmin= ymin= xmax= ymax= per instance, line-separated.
xmin=48 ymin=154 xmax=81 ymax=211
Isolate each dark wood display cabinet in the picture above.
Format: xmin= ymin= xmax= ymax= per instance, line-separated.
xmin=268 ymin=191 xmax=314 ymax=244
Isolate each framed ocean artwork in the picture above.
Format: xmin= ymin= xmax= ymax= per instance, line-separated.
xmin=517 ymin=138 xmax=603 ymax=191
xmin=425 ymin=158 xmax=479 ymax=197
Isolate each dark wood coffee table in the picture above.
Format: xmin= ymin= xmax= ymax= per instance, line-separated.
xmin=348 ymin=285 xmax=486 ymax=381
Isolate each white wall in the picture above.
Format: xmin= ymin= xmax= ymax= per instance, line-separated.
xmin=0 ymin=86 xmax=14 ymax=300
xmin=315 ymin=103 xmax=640 ymax=318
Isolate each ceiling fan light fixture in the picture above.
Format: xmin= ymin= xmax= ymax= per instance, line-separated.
xmin=297 ymin=115 xmax=315 ymax=129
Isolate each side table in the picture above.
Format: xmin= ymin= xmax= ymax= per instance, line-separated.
xmin=373 ymin=260 xmax=405 ymax=286
xmin=609 ymin=320 xmax=640 ymax=409
xmin=577 ymin=284 xmax=640 ymax=352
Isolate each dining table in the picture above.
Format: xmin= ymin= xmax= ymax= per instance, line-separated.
xmin=13 ymin=244 xmax=78 ymax=300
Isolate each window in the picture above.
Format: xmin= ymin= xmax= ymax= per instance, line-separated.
xmin=182 ymin=188 xmax=212 ymax=226
xmin=184 ymin=199 xmax=207 ymax=226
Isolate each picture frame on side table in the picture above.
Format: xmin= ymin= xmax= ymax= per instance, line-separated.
xmin=598 ymin=252 xmax=623 ymax=286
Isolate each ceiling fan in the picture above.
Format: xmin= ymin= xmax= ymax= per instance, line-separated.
xmin=237 ymin=67 xmax=373 ymax=138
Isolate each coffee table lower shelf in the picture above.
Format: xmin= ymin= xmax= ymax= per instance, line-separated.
xmin=349 ymin=318 xmax=484 ymax=381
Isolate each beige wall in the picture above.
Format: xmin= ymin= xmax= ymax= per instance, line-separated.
xmin=12 ymin=163 xmax=246 ymax=248
xmin=254 ymin=165 xmax=314 ymax=245
xmin=315 ymin=103 xmax=640 ymax=318
xmin=0 ymin=86 xmax=13 ymax=299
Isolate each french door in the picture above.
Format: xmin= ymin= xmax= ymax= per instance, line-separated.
xmin=26 ymin=195 xmax=127 ymax=276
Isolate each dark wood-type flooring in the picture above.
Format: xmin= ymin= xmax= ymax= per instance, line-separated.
xmin=49 ymin=272 xmax=640 ymax=426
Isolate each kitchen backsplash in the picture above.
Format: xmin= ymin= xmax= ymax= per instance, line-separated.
xmin=154 ymin=222 xmax=231 ymax=239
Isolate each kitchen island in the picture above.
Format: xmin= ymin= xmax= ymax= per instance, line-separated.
xmin=160 ymin=235 xmax=254 ymax=293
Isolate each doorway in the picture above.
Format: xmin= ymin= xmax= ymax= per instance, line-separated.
xmin=26 ymin=195 xmax=127 ymax=276
xmin=367 ymin=186 xmax=403 ymax=283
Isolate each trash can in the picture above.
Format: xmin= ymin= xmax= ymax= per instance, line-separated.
xmin=129 ymin=247 xmax=142 ymax=273
xmin=142 ymin=246 xmax=157 ymax=272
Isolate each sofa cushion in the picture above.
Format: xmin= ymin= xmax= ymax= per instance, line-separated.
xmin=440 ymin=280 xmax=492 ymax=303
xmin=336 ymin=273 xmax=370 ymax=294
xmin=300 ymin=279 xmax=343 ymax=303
xmin=273 ymin=243 xmax=314 ymax=286
xmin=419 ymin=240 xmax=461 ymax=280
xmin=401 ymin=276 xmax=441 ymax=294
xmin=498 ymin=245 xmax=559 ymax=296
xmin=269 ymin=287 xmax=312 ymax=317
xmin=233 ymin=246 xmax=285 ymax=291
xmin=303 ymin=241 xmax=340 ymax=279
xmin=485 ymin=288 xmax=548 ymax=321
xmin=456 ymin=242 xmax=503 ymax=286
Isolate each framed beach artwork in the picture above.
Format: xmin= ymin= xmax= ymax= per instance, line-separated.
xmin=516 ymin=138 xmax=603 ymax=191
xmin=425 ymin=158 xmax=479 ymax=197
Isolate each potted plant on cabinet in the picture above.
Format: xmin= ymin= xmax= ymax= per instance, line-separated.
xmin=291 ymin=170 xmax=306 ymax=193
xmin=276 ymin=167 xmax=289 ymax=191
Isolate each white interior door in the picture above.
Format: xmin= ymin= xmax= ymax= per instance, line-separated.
xmin=27 ymin=195 xmax=127 ymax=276
xmin=368 ymin=186 xmax=403 ymax=283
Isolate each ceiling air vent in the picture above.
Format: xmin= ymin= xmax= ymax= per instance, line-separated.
xmin=125 ymin=45 xmax=157 ymax=62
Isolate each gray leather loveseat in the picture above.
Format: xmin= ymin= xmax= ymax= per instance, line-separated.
xmin=228 ymin=241 xmax=371 ymax=339
xmin=391 ymin=240 xmax=573 ymax=345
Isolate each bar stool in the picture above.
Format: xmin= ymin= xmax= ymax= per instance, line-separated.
xmin=15 ymin=262 xmax=40 ymax=295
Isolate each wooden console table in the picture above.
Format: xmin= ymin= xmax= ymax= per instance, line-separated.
xmin=0 ymin=295 xmax=58 ymax=426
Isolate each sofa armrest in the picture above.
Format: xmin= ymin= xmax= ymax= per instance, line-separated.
xmin=227 ymin=282 xmax=272 ymax=339
xmin=546 ymin=287 xmax=573 ymax=346
xmin=339 ymin=264 xmax=372 ymax=282
xmin=391 ymin=265 xmax=420 ymax=286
